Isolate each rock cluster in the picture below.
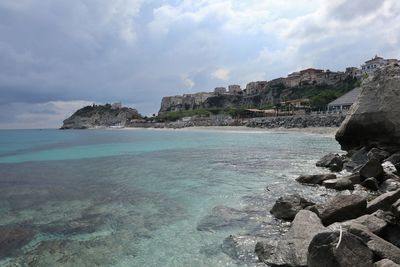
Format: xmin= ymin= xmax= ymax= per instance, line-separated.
xmin=247 ymin=114 xmax=346 ymax=128
xmin=254 ymin=64 xmax=400 ymax=267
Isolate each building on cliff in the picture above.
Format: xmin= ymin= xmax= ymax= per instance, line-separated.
xmin=228 ymin=85 xmax=242 ymax=95
xmin=361 ymin=55 xmax=399 ymax=74
xmin=214 ymin=87 xmax=227 ymax=95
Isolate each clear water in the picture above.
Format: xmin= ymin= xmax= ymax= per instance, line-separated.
xmin=0 ymin=128 xmax=340 ymax=267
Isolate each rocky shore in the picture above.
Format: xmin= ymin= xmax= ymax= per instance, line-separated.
xmin=127 ymin=113 xmax=346 ymax=130
xmin=252 ymin=64 xmax=400 ymax=267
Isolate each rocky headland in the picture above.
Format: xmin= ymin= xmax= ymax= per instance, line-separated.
xmin=61 ymin=103 xmax=142 ymax=129
xmin=250 ymin=63 xmax=400 ymax=266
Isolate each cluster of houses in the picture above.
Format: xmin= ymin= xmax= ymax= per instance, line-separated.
xmin=160 ymin=55 xmax=398 ymax=115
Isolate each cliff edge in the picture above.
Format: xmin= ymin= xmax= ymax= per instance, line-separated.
xmin=336 ymin=63 xmax=400 ymax=151
xmin=61 ymin=104 xmax=142 ymax=129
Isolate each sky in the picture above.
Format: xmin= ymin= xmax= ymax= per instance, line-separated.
xmin=0 ymin=0 xmax=399 ymax=129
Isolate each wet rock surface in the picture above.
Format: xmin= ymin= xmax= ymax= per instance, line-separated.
xmin=270 ymin=194 xmax=314 ymax=221
xmin=256 ymin=210 xmax=326 ymax=267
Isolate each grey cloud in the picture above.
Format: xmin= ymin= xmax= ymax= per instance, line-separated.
xmin=330 ymin=0 xmax=385 ymax=21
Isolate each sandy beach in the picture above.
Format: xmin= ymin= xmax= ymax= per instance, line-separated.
xmin=120 ymin=125 xmax=339 ymax=136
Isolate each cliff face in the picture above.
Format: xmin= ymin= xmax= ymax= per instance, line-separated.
xmin=336 ymin=63 xmax=400 ymax=150
xmin=61 ymin=104 xmax=142 ymax=129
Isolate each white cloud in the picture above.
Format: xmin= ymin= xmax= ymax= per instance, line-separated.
xmin=181 ymin=75 xmax=195 ymax=89
xmin=212 ymin=68 xmax=230 ymax=81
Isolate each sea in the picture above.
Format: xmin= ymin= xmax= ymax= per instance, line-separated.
xmin=0 ymin=128 xmax=341 ymax=267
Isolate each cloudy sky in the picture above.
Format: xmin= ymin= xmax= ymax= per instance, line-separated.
xmin=0 ymin=0 xmax=399 ymax=128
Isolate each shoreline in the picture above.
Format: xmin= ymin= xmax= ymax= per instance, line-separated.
xmin=119 ymin=125 xmax=339 ymax=136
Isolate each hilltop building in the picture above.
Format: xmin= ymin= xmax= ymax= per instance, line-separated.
xmin=214 ymin=87 xmax=227 ymax=95
xmin=228 ymin=85 xmax=242 ymax=95
xmin=361 ymin=55 xmax=399 ymax=74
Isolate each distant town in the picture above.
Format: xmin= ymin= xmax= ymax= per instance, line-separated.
xmin=159 ymin=55 xmax=399 ymax=117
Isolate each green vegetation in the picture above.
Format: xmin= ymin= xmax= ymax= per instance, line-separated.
xmin=287 ymin=76 xmax=359 ymax=109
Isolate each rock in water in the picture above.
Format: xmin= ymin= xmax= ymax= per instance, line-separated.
xmin=336 ymin=64 xmax=400 ymax=151
xmin=270 ymin=194 xmax=314 ymax=221
xmin=0 ymin=225 xmax=36 ymax=258
xmin=308 ymin=231 xmax=374 ymax=267
xmin=61 ymin=104 xmax=142 ymax=129
xmin=255 ymin=210 xmax=326 ymax=267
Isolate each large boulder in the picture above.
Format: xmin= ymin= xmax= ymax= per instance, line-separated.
xmin=307 ymin=231 xmax=374 ymax=267
xmin=322 ymin=177 xmax=356 ymax=191
xmin=270 ymin=194 xmax=314 ymax=221
xmin=255 ymin=210 xmax=326 ymax=267
xmin=336 ymin=64 xmax=400 ymax=151
xmin=296 ymin=174 xmax=336 ymax=185
xmin=319 ymin=194 xmax=367 ymax=226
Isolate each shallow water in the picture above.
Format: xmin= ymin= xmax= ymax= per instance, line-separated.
xmin=0 ymin=128 xmax=340 ymax=266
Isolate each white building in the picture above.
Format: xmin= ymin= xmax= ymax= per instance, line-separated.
xmin=214 ymin=87 xmax=227 ymax=95
xmin=228 ymin=85 xmax=241 ymax=94
xmin=361 ymin=55 xmax=390 ymax=74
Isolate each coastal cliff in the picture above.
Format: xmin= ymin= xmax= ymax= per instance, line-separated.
xmin=61 ymin=104 xmax=142 ymax=129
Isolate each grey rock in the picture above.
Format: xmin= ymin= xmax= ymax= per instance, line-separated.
xmin=296 ymin=174 xmax=336 ymax=185
xmin=368 ymin=148 xmax=391 ymax=161
xmin=367 ymin=189 xmax=400 ymax=213
xmin=360 ymin=157 xmax=384 ymax=180
xmin=336 ymin=64 xmax=400 ymax=151
xmin=386 ymin=152 xmax=400 ymax=165
xmin=307 ymin=231 xmax=374 ymax=267
xmin=316 ymin=153 xmax=344 ymax=172
xmin=322 ymin=177 xmax=355 ymax=191
xmin=319 ymin=194 xmax=367 ymax=226
xmin=255 ymin=210 xmax=326 ymax=267
xmin=362 ymin=177 xmax=380 ymax=191
xmin=328 ymin=214 xmax=387 ymax=235
xmin=374 ymin=259 xmax=400 ymax=267
xmin=349 ymin=224 xmax=400 ymax=264
xmin=222 ymin=235 xmax=264 ymax=262
xmin=379 ymin=179 xmax=400 ymax=193
xmin=380 ymin=224 xmax=400 ymax=248
xmin=270 ymin=194 xmax=314 ymax=221
xmin=392 ymin=199 xmax=400 ymax=217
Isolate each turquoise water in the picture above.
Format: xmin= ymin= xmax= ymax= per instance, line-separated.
xmin=0 ymin=128 xmax=340 ymax=266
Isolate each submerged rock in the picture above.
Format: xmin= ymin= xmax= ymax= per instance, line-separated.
xmin=308 ymin=231 xmax=374 ymax=267
xmin=270 ymin=194 xmax=314 ymax=221
xmin=222 ymin=235 xmax=265 ymax=262
xmin=197 ymin=206 xmax=250 ymax=231
xmin=0 ymin=225 xmax=35 ymax=258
